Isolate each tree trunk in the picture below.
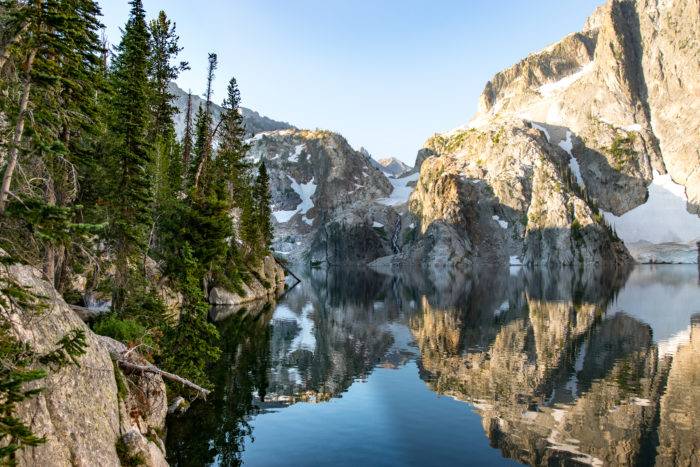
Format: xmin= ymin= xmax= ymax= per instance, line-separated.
xmin=0 ymin=49 xmax=36 ymax=213
xmin=0 ymin=21 xmax=29 ymax=71
xmin=44 ymin=175 xmax=56 ymax=284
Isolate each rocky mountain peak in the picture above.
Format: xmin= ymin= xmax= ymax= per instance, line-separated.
xmin=376 ymin=157 xmax=412 ymax=177
xmin=433 ymin=0 xmax=700 ymax=264
xmin=168 ymin=82 xmax=294 ymax=139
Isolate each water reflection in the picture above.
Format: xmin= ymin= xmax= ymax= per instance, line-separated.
xmin=167 ymin=265 xmax=700 ymax=466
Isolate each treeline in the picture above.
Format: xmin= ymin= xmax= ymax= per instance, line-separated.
xmin=0 ymin=0 xmax=273 ymax=399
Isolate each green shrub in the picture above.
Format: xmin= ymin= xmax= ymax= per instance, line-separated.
xmin=94 ymin=314 xmax=149 ymax=346
xmin=607 ymin=134 xmax=637 ymax=171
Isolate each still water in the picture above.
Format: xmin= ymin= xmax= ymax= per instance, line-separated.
xmin=167 ymin=265 xmax=700 ymax=466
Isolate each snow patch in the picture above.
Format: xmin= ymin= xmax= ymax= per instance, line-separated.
xmin=603 ymin=171 xmax=700 ymax=244
xmin=621 ymin=123 xmax=642 ymax=132
xmin=559 ymin=131 xmax=585 ymax=189
xmin=377 ymin=172 xmax=419 ymax=206
xmin=492 ymin=215 xmax=508 ymax=229
xmin=272 ymin=209 xmax=298 ymax=223
xmin=532 ymin=123 xmax=551 ymax=142
xmin=509 ymin=255 xmax=522 ymax=266
xmin=372 ymin=221 xmax=384 ymax=228
xmin=288 ymin=144 xmax=305 ymax=163
xmin=538 ymin=62 xmax=594 ymax=97
xmin=272 ymin=176 xmax=317 ymax=224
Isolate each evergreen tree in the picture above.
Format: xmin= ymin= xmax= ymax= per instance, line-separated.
xmin=180 ymin=90 xmax=194 ymax=182
xmin=188 ymin=104 xmax=211 ymax=191
xmin=191 ymin=53 xmax=217 ymax=192
xmin=253 ymin=162 xmax=273 ymax=252
xmin=0 ymin=0 xmax=105 ymax=285
xmin=160 ymin=243 xmax=221 ymax=388
xmin=214 ymin=77 xmax=251 ymax=201
xmin=148 ymin=10 xmax=187 ymax=202
xmin=239 ymin=182 xmax=259 ymax=259
xmin=106 ymin=0 xmax=154 ymax=310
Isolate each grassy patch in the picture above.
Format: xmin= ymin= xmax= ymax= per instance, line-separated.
xmin=606 ymin=134 xmax=637 ymax=171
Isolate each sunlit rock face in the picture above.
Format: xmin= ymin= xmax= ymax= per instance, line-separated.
xmin=376 ymin=157 xmax=412 ymax=177
xmin=408 ymin=265 xmax=700 ymax=466
xmin=402 ymin=121 xmax=631 ymax=269
xmin=3 ymin=260 xmax=168 ymax=467
xmin=448 ymin=0 xmax=700 ymax=263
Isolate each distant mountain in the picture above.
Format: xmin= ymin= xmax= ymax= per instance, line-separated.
xmin=376 ymin=157 xmax=412 ymax=177
xmin=358 ymin=148 xmax=412 ymax=177
xmin=168 ymin=82 xmax=294 ymax=139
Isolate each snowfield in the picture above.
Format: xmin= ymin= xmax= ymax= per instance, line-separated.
xmin=558 ymin=130 xmax=585 ymax=189
xmin=538 ymin=62 xmax=594 ymax=97
xmin=377 ymin=172 xmax=420 ymax=206
xmin=603 ymin=171 xmax=700 ymax=245
xmin=272 ymin=176 xmax=317 ymax=224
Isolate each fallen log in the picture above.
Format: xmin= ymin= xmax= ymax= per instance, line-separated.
xmin=116 ymin=359 xmax=211 ymax=398
xmin=96 ymin=334 xmax=210 ymax=398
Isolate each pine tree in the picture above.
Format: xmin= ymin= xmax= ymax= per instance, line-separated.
xmin=106 ymin=0 xmax=154 ymax=310
xmin=0 ymin=0 xmax=105 ymax=284
xmin=253 ymin=162 xmax=273 ymax=252
xmin=160 ymin=242 xmax=221 ymax=388
xmin=214 ymin=76 xmax=251 ymax=201
xmin=191 ymin=53 xmax=217 ymax=192
xmin=180 ymin=90 xmax=194 ymax=181
xmin=148 ymin=10 xmax=188 ymax=202
xmin=239 ymin=182 xmax=259 ymax=258
xmin=188 ymin=104 xmax=211 ymax=191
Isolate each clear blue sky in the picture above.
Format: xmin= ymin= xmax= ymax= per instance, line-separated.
xmin=100 ymin=0 xmax=602 ymax=164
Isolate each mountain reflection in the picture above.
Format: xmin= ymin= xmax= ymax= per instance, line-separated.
xmin=167 ymin=265 xmax=700 ymax=467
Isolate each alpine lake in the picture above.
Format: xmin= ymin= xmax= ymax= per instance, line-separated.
xmin=166 ymin=264 xmax=700 ymax=466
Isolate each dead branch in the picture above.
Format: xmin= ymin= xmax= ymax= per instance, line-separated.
xmin=115 ymin=360 xmax=211 ymax=398
xmin=95 ymin=334 xmax=211 ymax=399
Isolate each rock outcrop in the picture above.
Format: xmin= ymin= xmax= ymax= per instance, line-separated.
xmin=1 ymin=260 xmax=168 ymax=467
xmin=248 ymin=0 xmax=700 ymax=268
xmin=208 ymin=254 xmax=285 ymax=306
xmin=401 ymin=120 xmax=631 ymax=268
xmin=167 ymin=0 xmax=699 ymax=268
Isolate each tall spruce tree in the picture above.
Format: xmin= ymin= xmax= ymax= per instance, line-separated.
xmin=253 ymin=162 xmax=273 ymax=252
xmin=188 ymin=104 xmax=211 ymax=191
xmin=148 ymin=10 xmax=187 ymax=202
xmin=210 ymin=76 xmax=252 ymax=286
xmin=107 ymin=0 xmax=154 ymax=310
xmin=214 ymin=77 xmax=251 ymax=200
xmin=191 ymin=53 xmax=217 ymax=192
xmin=180 ymin=90 xmax=194 ymax=184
